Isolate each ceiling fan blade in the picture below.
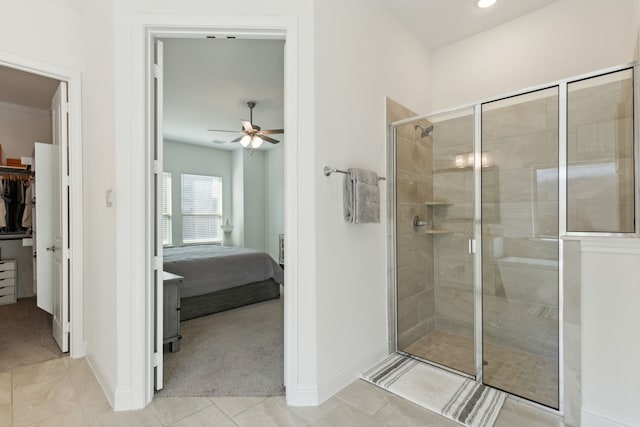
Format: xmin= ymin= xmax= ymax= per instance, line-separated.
xmin=241 ymin=120 xmax=254 ymax=132
xmin=208 ymin=129 xmax=243 ymax=133
xmin=230 ymin=135 xmax=245 ymax=143
xmin=259 ymin=134 xmax=280 ymax=144
xmin=260 ymin=129 xmax=285 ymax=135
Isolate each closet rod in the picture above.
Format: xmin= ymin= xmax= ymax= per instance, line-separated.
xmin=0 ymin=167 xmax=33 ymax=177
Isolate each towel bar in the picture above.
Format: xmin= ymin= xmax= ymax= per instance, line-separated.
xmin=323 ymin=166 xmax=386 ymax=181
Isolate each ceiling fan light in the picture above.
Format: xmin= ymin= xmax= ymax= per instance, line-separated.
xmin=251 ymin=136 xmax=263 ymax=149
xmin=240 ymin=135 xmax=252 ymax=147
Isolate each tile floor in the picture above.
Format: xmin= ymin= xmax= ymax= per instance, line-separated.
xmin=1 ymin=356 xmax=571 ymax=426
xmin=405 ymin=329 xmax=559 ymax=408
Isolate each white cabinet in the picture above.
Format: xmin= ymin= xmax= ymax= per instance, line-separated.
xmin=0 ymin=260 xmax=17 ymax=305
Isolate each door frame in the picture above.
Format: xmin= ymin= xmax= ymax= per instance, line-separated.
xmin=0 ymin=51 xmax=84 ymax=358
xmin=142 ymin=19 xmax=299 ymax=405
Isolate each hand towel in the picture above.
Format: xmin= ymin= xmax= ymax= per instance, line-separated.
xmin=343 ymin=168 xmax=380 ymax=224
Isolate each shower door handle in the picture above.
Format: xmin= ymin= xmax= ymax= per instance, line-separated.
xmin=468 ymin=239 xmax=476 ymax=254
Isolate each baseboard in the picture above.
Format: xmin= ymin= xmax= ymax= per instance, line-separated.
xmin=86 ymin=351 xmax=132 ymax=411
xmin=317 ymin=345 xmax=390 ymax=405
xmin=286 ymin=383 xmax=319 ymax=406
xmin=582 ymin=407 xmax=637 ymax=427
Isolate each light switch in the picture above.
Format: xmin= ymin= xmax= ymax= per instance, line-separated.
xmin=106 ymin=189 xmax=114 ymax=207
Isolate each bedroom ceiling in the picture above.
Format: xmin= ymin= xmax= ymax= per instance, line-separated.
xmin=378 ymin=0 xmax=561 ymax=49
xmin=162 ymin=38 xmax=285 ymax=151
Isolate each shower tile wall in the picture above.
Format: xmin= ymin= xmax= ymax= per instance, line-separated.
xmin=481 ymin=93 xmax=559 ymax=359
xmin=431 ymin=115 xmax=475 ymax=341
xmin=395 ymin=119 xmax=435 ymax=350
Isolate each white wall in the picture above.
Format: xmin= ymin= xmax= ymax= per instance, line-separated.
xmin=313 ymin=0 xmax=432 ymax=400
xmin=265 ymin=145 xmax=284 ymax=261
xmin=83 ymin=0 xmax=119 ymax=407
xmin=432 ymin=0 xmax=639 ymax=110
xmin=231 ymin=149 xmax=244 ymax=247
xmin=0 ymin=102 xmax=51 ymax=161
xmin=0 ymin=0 xmax=86 ymax=72
xmin=242 ymin=150 xmax=266 ymax=251
xmin=163 ymin=141 xmax=232 ymax=246
xmin=580 ymin=239 xmax=640 ymax=427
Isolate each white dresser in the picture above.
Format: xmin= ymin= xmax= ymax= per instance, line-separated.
xmin=0 ymin=260 xmax=17 ymax=305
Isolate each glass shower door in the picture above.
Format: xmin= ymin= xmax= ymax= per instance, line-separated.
xmin=481 ymin=87 xmax=560 ymax=409
xmin=395 ymin=108 xmax=476 ymax=377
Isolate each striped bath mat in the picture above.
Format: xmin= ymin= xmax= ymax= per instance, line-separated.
xmin=362 ymin=354 xmax=506 ymax=427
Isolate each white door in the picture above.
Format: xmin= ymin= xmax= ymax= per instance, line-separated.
xmin=51 ymin=82 xmax=70 ymax=353
xmin=34 ymin=142 xmax=54 ymax=314
xmin=153 ymin=40 xmax=165 ymax=390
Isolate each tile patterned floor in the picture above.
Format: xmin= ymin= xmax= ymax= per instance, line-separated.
xmin=0 ymin=356 xmax=571 ymax=426
xmin=404 ymin=329 xmax=559 ymax=408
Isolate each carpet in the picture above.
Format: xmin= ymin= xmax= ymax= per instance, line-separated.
xmin=0 ymin=297 xmax=66 ymax=373
xmin=157 ymin=295 xmax=284 ymax=397
xmin=362 ymin=354 xmax=506 ymax=427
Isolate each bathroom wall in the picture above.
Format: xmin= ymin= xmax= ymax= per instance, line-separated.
xmin=431 ymin=0 xmax=637 ymax=111
xmin=431 ymin=113 xmax=475 ymax=340
xmin=393 ymin=104 xmax=434 ymax=350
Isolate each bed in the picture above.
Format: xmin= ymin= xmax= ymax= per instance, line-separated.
xmin=163 ymin=245 xmax=284 ymax=320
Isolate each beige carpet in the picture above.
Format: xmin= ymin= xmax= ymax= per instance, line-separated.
xmin=0 ymin=297 xmax=66 ymax=373
xmin=158 ymin=295 xmax=284 ymax=397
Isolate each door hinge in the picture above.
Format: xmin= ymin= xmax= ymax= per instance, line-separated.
xmin=64 ymin=248 xmax=71 ymax=260
xmin=62 ymin=102 xmax=70 ymax=114
xmin=154 ymin=256 xmax=162 ymax=270
xmin=153 ymin=160 xmax=161 ymax=174
xmin=63 ymin=322 xmax=71 ymax=334
xmin=63 ymin=176 xmax=71 ymax=187
xmin=153 ymin=64 xmax=162 ymax=79
xmin=153 ymin=351 xmax=161 ymax=367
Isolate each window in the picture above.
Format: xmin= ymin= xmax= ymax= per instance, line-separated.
xmin=181 ymin=174 xmax=223 ymax=243
xmin=162 ymin=172 xmax=172 ymax=246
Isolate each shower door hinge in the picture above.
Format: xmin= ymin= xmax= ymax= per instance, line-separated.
xmin=153 ymin=63 xmax=162 ymax=79
xmin=468 ymin=239 xmax=477 ymax=254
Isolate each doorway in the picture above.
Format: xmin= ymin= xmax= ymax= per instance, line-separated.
xmin=0 ymin=57 xmax=84 ymax=367
xmin=150 ymin=31 xmax=287 ymax=400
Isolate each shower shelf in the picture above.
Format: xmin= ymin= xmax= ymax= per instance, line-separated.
xmin=423 ymin=202 xmax=453 ymax=234
xmin=423 ymin=229 xmax=452 ymax=235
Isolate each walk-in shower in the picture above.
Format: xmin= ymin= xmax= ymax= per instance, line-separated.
xmin=388 ymin=64 xmax=638 ymax=411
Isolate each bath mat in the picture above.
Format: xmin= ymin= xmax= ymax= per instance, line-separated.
xmin=362 ymin=354 xmax=505 ymax=427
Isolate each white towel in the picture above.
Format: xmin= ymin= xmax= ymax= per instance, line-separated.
xmin=343 ymin=168 xmax=380 ymax=224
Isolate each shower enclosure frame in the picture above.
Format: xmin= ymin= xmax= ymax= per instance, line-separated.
xmin=387 ymin=62 xmax=640 ymax=416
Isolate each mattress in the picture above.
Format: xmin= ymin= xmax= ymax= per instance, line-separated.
xmin=163 ymin=245 xmax=284 ymax=298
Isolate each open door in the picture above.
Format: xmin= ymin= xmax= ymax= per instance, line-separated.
xmin=34 ymin=143 xmax=54 ymax=314
xmin=51 ymin=82 xmax=70 ymax=353
xmin=153 ymin=40 xmax=165 ymax=390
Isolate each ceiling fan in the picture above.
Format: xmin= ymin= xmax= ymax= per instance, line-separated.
xmin=208 ymin=101 xmax=284 ymax=149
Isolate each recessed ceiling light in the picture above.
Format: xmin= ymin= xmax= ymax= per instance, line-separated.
xmin=478 ymin=0 xmax=497 ymax=8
